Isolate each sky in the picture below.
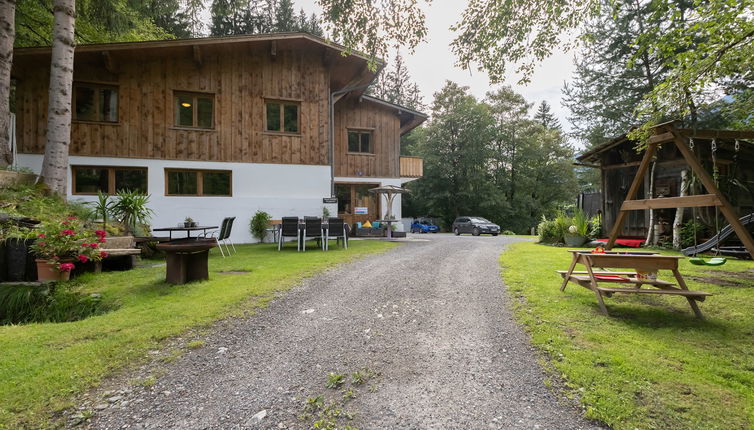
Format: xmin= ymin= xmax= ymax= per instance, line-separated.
xmin=293 ymin=0 xmax=577 ymax=132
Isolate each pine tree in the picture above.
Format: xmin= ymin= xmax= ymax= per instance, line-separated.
xmin=273 ymin=0 xmax=296 ymax=32
xmin=533 ymin=101 xmax=561 ymax=130
xmin=368 ymin=52 xmax=424 ymax=111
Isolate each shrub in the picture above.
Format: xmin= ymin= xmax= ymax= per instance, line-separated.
xmin=570 ymin=209 xmax=589 ymax=237
xmin=0 ymin=282 xmax=112 ymax=325
xmin=110 ymin=190 xmax=154 ymax=235
xmin=588 ymin=215 xmax=602 ymax=239
xmin=681 ymin=219 xmax=708 ymax=249
xmin=502 ymin=230 xmax=516 ymax=235
xmin=537 ymin=217 xmax=562 ymax=244
xmin=250 ymin=210 xmax=272 ymax=243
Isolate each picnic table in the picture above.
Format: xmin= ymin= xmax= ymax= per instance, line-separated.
xmin=558 ymin=250 xmax=712 ymax=319
xmin=152 ymin=225 xmax=218 ymax=240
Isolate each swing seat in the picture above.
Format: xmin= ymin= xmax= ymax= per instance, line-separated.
xmin=689 ymin=257 xmax=727 ymax=266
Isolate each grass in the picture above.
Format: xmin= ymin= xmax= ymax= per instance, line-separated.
xmin=500 ymin=242 xmax=754 ymax=430
xmin=0 ymin=240 xmax=395 ymax=428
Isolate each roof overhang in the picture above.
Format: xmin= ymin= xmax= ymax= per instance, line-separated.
xmin=359 ymin=94 xmax=427 ymax=135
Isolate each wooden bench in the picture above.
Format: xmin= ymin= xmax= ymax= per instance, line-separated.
xmin=96 ymin=236 xmax=142 ymax=272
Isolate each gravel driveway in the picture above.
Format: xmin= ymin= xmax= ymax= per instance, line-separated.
xmin=87 ymin=234 xmax=602 ymax=429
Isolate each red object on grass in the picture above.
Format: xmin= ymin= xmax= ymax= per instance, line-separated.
xmin=594 ymin=274 xmax=630 ymax=282
xmin=597 ymin=238 xmax=645 ymax=248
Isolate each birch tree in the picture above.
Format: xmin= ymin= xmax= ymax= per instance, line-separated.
xmin=0 ymin=0 xmax=15 ymax=167
xmin=40 ymin=0 xmax=75 ymax=195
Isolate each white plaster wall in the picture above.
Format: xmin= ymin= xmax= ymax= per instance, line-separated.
xmin=16 ymin=155 xmax=407 ymax=240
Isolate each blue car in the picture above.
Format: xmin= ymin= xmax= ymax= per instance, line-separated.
xmin=410 ymin=219 xmax=440 ymax=233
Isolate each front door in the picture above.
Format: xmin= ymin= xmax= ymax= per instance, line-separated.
xmin=335 ymin=183 xmax=381 ymax=227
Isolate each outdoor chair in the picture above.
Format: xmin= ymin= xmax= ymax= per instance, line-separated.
xmin=325 ymin=217 xmax=348 ymax=250
xmin=302 ymin=216 xmax=325 ymax=251
xmin=201 ymin=217 xmax=235 ymax=257
xmin=278 ymin=217 xmax=301 ymax=251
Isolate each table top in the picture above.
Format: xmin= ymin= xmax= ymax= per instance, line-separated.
xmin=153 ymin=225 xmax=218 ymax=232
xmin=569 ymin=250 xmax=683 ymax=260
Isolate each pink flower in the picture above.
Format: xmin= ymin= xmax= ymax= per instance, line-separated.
xmin=77 ymin=254 xmax=89 ymax=263
xmin=37 ymin=233 xmax=46 ymax=238
xmin=90 ymin=243 xmax=100 ymax=249
xmin=95 ymin=230 xmax=107 ymax=237
xmin=61 ymin=229 xmax=75 ymax=236
xmin=100 ymin=251 xmax=109 ymax=258
xmin=97 ymin=237 xmax=106 ymax=243
xmin=38 ymin=241 xmax=46 ymax=247
xmin=81 ymin=242 xmax=89 ymax=247
xmin=67 ymin=216 xmax=77 ymax=220
xmin=59 ymin=263 xmax=75 ymax=272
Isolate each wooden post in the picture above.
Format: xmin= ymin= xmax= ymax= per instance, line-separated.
xmin=671 ymin=130 xmax=754 ymax=260
xmin=606 ymin=143 xmax=658 ymax=249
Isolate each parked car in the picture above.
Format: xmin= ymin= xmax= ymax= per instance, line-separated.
xmin=410 ymin=219 xmax=440 ymax=233
xmin=452 ymin=216 xmax=500 ymax=236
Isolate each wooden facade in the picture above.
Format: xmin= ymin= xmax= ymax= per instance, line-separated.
xmin=11 ymin=34 xmax=424 ymax=179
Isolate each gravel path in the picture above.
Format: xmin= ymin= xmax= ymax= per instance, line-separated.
xmin=88 ymin=234 xmax=602 ymax=429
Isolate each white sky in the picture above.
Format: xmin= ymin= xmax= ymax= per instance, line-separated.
xmin=293 ymin=0 xmax=577 ymax=132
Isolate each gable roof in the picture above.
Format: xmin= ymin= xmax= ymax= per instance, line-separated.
xmin=12 ymin=32 xmax=383 ymax=95
xmin=360 ymin=95 xmax=427 ymax=135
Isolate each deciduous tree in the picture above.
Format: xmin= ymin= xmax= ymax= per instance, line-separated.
xmin=0 ymin=0 xmax=14 ymax=166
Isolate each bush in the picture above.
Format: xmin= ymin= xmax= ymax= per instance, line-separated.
xmin=681 ymin=220 xmax=708 ymax=249
xmin=588 ymin=215 xmax=602 ymax=239
xmin=502 ymin=230 xmax=516 ymax=235
xmin=0 ymin=282 xmax=112 ymax=325
xmin=537 ymin=217 xmax=562 ymax=244
xmin=250 ymin=210 xmax=272 ymax=243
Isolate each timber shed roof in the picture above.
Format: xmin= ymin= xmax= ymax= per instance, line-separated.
xmin=360 ymin=94 xmax=428 ymax=135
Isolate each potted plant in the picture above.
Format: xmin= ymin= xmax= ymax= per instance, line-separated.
xmin=563 ymin=209 xmax=589 ymax=247
xmin=184 ymin=217 xmax=196 ymax=228
xmin=249 ymin=210 xmax=272 ymax=243
xmin=30 ymin=217 xmax=108 ymax=282
xmin=110 ymin=190 xmax=155 ymax=235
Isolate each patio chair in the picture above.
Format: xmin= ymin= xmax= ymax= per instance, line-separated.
xmin=278 ymin=217 xmax=301 ymax=251
xmin=325 ymin=217 xmax=348 ymax=250
xmin=201 ymin=217 xmax=235 ymax=257
xmin=302 ymin=216 xmax=324 ymax=251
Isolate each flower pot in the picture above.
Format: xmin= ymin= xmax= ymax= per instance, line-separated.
xmin=5 ymin=238 xmax=37 ymax=281
xmin=564 ymin=234 xmax=587 ymax=247
xmin=35 ymin=259 xmax=72 ymax=282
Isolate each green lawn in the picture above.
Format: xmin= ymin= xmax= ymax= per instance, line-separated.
xmin=500 ymin=242 xmax=754 ymax=430
xmin=0 ymin=240 xmax=395 ymax=428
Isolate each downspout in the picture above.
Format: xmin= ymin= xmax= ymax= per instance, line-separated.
xmin=329 ymin=83 xmax=373 ymax=197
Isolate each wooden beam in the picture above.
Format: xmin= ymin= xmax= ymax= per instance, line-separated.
xmin=676 ymin=128 xmax=754 ymax=140
xmin=606 ymin=143 xmax=657 ymax=249
xmin=270 ymin=41 xmax=277 ymax=57
xmin=192 ymin=45 xmax=202 ymax=67
xmin=621 ymin=194 xmax=721 ymax=211
xmin=102 ymin=51 xmax=117 ymax=74
xmin=647 ymin=131 xmax=675 ymax=145
xmin=671 ymin=130 xmax=754 ymax=260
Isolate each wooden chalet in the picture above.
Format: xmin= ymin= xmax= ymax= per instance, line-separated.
xmin=10 ymin=33 xmax=427 ymax=241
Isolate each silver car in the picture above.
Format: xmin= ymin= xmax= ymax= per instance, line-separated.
xmin=452 ymin=217 xmax=500 ymax=236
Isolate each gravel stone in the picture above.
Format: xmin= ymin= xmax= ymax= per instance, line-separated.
xmin=88 ymin=234 xmax=603 ymax=429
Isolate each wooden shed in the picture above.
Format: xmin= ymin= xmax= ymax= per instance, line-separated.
xmin=577 ymin=123 xmax=754 ymax=246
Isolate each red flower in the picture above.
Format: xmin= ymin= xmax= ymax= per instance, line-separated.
xmin=95 ymin=230 xmax=107 ymax=237
xmin=59 ymin=263 xmax=75 ymax=272
xmin=90 ymin=243 xmax=99 ymax=249
xmin=97 ymin=237 xmax=106 ymax=243
xmin=81 ymin=242 xmax=89 ymax=247
xmin=37 ymin=233 xmax=46 ymax=238
xmin=38 ymin=241 xmax=46 ymax=247
xmin=67 ymin=216 xmax=77 ymax=220
xmin=100 ymin=251 xmax=109 ymax=258
xmin=61 ymin=229 xmax=75 ymax=236
xmin=77 ymin=254 xmax=89 ymax=263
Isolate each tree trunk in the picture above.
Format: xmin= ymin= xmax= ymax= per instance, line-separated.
xmin=0 ymin=0 xmax=15 ymax=167
xmin=673 ymin=169 xmax=688 ymax=249
xmin=645 ymin=160 xmax=656 ymax=245
xmin=40 ymin=0 xmax=75 ymax=196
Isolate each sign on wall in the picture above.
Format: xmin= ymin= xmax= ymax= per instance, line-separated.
xmin=323 ymin=197 xmax=338 ymax=204
xmin=354 ymin=207 xmax=368 ymax=214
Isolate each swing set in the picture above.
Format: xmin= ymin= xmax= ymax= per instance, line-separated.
xmin=606 ymin=122 xmax=754 ymax=262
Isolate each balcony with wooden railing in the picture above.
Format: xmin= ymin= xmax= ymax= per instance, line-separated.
xmin=400 ymin=156 xmax=423 ymax=178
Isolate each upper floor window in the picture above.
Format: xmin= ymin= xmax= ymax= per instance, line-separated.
xmin=165 ymin=169 xmax=232 ymax=196
xmin=265 ymin=100 xmax=299 ymax=133
xmin=74 ymin=83 xmax=118 ymax=123
xmin=347 ymin=130 xmax=372 ymax=154
xmin=72 ymin=166 xmax=147 ymax=195
xmin=175 ymin=92 xmax=214 ymax=129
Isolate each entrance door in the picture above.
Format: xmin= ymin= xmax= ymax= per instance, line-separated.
xmin=335 ymin=183 xmax=381 ymax=226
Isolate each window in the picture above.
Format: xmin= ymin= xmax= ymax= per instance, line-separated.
xmin=265 ymin=100 xmax=299 ymax=133
xmin=347 ymin=130 xmax=372 ymax=153
xmin=72 ymin=166 xmax=147 ymax=195
xmin=174 ymin=92 xmax=214 ymax=129
xmin=73 ymin=83 xmax=118 ymax=122
xmin=165 ymin=169 xmax=232 ymax=196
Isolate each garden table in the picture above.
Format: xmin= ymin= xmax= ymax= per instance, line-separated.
xmin=557 ymin=250 xmax=712 ymax=318
xmin=152 ymin=225 xmax=219 ymax=240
